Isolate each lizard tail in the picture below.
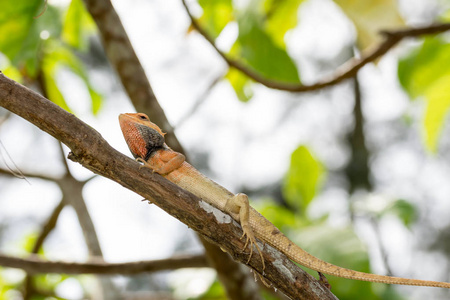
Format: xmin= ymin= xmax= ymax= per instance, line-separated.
xmin=285 ymin=242 xmax=450 ymax=288
xmin=250 ymin=211 xmax=450 ymax=288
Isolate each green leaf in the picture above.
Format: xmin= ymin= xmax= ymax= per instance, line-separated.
xmin=0 ymin=2 xmax=63 ymax=77
xmin=42 ymin=55 xmax=72 ymax=112
xmin=0 ymin=0 xmax=42 ymax=60
xmin=334 ymin=0 xmax=404 ymax=50
xmin=382 ymin=199 xmax=417 ymax=228
xmin=264 ymin=0 xmax=304 ymax=48
xmin=422 ymin=76 xmax=450 ymax=153
xmin=225 ymin=69 xmax=253 ymax=102
xmin=234 ymin=13 xmax=300 ymax=83
xmin=398 ymin=37 xmax=450 ymax=152
xmin=42 ymin=43 xmax=103 ymax=113
xmin=198 ymin=0 xmax=301 ymax=101
xmin=194 ymin=280 xmax=226 ymax=299
xmin=0 ymin=60 xmax=23 ymax=83
xmin=399 ymin=38 xmax=450 ymax=98
xmin=225 ymin=11 xmax=300 ymax=101
xmin=198 ymin=0 xmax=233 ymax=38
xmin=33 ymin=273 xmax=70 ymax=296
xmin=88 ymin=87 xmax=102 ymax=114
xmin=254 ymin=198 xmax=299 ymax=230
xmin=62 ymin=0 xmax=96 ymax=50
xmin=283 ymin=146 xmax=324 ymax=212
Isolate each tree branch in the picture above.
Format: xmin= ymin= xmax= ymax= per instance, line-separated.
xmin=80 ymin=1 xmax=247 ymax=293
xmin=0 ymin=72 xmax=337 ymax=300
xmin=181 ymin=1 xmax=450 ymax=93
xmin=0 ymin=253 xmax=208 ymax=275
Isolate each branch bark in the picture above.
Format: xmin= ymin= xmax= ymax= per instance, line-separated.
xmin=0 ymin=72 xmax=338 ymax=300
xmin=80 ymin=1 xmax=248 ymax=295
xmin=0 ymin=253 xmax=207 ymax=275
xmin=181 ymin=1 xmax=450 ymax=93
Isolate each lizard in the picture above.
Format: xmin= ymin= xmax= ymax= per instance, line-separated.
xmin=119 ymin=112 xmax=450 ymax=289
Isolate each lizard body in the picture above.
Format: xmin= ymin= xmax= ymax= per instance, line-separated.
xmin=119 ymin=112 xmax=450 ymax=288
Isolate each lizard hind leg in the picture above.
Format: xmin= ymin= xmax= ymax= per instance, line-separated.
xmin=226 ymin=193 xmax=266 ymax=271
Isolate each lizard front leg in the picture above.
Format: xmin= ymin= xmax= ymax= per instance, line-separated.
xmin=225 ymin=193 xmax=265 ymax=270
xmin=137 ymin=150 xmax=185 ymax=175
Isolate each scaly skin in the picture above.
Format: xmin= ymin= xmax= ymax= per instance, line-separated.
xmin=119 ymin=112 xmax=450 ymax=288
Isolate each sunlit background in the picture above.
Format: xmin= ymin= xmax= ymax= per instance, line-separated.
xmin=1 ymin=0 xmax=450 ymax=299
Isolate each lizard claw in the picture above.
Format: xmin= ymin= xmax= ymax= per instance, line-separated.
xmin=240 ymin=225 xmax=265 ymax=270
xmin=136 ymin=158 xmax=156 ymax=172
xmin=136 ymin=158 xmax=146 ymax=169
xmin=141 ymin=198 xmax=153 ymax=205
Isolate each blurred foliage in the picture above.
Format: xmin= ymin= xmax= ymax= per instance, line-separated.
xmin=264 ymin=0 xmax=304 ymax=48
xmin=0 ymin=269 xmax=20 ymax=300
xmin=62 ymin=0 xmax=96 ymax=51
xmin=0 ymin=0 xmax=101 ymax=298
xmin=0 ymin=0 xmax=43 ymax=66
xmin=198 ymin=0 xmax=233 ymax=38
xmin=257 ymin=144 xmax=406 ymax=299
xmin=191 ymin=280 xmax=226 ymax=300
xmin=198 ymin=0 xmax=302 ymax=102
xmin=254 ymin=198 xmax=300 ymax=230
xmin=0 ymin=0 xmax=102 ymax=115
xmin=0 ymin=0 xmax=448 ymax=299
xmin=399 ymin=36 xmax=450 ymax=152
xmin=353 ymin=197 xmax=418 ymax=229
xmin=334 ymin=0 xmax=404 ymax=50
xmin=295 ymin=225 xmax=379 ymax=300
xmin=380 ymin=199 xmax=418 ymax=229
xmin=283 ymin=145 xmax=325 ymax=213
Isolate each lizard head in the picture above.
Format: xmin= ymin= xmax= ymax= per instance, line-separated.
xmin=119 ymin=113 xmax=166 ymax=160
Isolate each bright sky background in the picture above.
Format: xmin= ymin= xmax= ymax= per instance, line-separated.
xmin=1 ymin=0 xmax=450 ymax=299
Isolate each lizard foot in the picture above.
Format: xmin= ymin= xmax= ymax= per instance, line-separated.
xmin=241 ymin=224 xmax=265 ymax=270
xmin=254 ymin=271 xmax=272 ymax=288
xmin=136 ymin=158 xmax=146 ymax=169
xmin=136 ymin=158 xmax=157 ymax=172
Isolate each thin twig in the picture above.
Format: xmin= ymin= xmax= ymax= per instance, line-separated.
xmin=0 ymin=140 xmax=30 ymax=183
xmin=58 ymin=142 xmax=72 ymax=176
xmin=175 ymin=71 xmax=226 ymax=129
xmin=32 ymin=200 xmax=66 ymax=254
xmin=23 ymin=200 xmax=65 ymax=300
xmin=181 ymin=0 xmax=450 ymax=92
xmin=33 ymin=0 xmax=48 ymax=19
xmin=0 ymin=167 xmax=56 ymax=181
xmin=369 ymin=216 xmax=394 ymax=276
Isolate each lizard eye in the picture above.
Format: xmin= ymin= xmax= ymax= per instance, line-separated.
xmin=138 ymin=114 xmax=148 ymax=120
